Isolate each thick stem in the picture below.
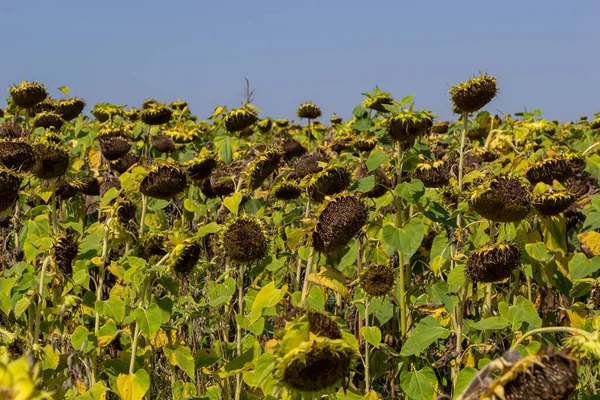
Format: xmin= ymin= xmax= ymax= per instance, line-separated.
xmin=399 ymin=252 xmax=407 ymax=339
xmin=364 ymin=295 xmax=370 ymax=392
xmin=483 ymin=221 xmax=496 ymax=341
xmin=92 ymin=226 xmax=110 ymax=385
xmin=13 ymin=202 xmax=20 ymax=253
xmin=300 ymin=248 xmax=316 ymax=307
xmin=294 ymin=200 xmax=311 ymax=291
xmin=526 ymin=274 xmax=533 ymax=302
xmin=513 ymin=326 xmax=593 ymax=348
xmin=34 ymin=256 xmax=51 ymax=344
xmin=144 ymin=125 xmax=152 ymax=164
xmin=235 ymin=264 xmax=245 ymax=400
xmin=139 ymin=195 xmax=148 ymax=238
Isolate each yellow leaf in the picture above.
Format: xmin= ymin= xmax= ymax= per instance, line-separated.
xmin=307 ymin=267 xmax=349 ymax=298
xmin=87 ymin=148 xmax=102 ymax=172
xmin=76 ymin=380 xmax=87 ymax=395
xmin=579 ymin=231 xmax=600 ymax=257
xmin=566 ymin=302 xmax=588 ymax=329
xmin=116 ymin=370 xmax=150 ymax=400
xmin=91 ymin=257 xmax=104 ymax=266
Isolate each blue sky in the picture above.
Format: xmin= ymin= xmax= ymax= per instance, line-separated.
xmin=2 ymin=1 xmax=598 ymax=122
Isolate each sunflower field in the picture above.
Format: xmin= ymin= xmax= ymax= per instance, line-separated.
xmin=1 ymin=75 xmax=600 ymax=400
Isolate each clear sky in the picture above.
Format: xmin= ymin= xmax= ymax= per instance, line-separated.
xmin=2 ymin=0 xmax=598 ymax=123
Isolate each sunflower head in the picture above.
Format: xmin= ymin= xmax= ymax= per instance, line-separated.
xmin=469 ymin=176 xmax=531 ymax=222
xmin=354 ymin=163 xmax=391 ymax=199
xmin=313 ymin=194 xmax=367 ymax=255
xmin=125 ymin=108 xmax=140 ymax=122
xmin=449 ymin=73 xmax=498 ymax=113
xmin=150 ymin=133 xmax=177 ymax=153
xmin=56 ymin=97 xmax=86 ymax=121
xmin=32 ymin=140 xmax=70 ymax=179
xmin=91 ymin=103 xmax=125 ymax=122
xmin=184 ymin=153 xmax=217 ymax=181
xmin=169 ymin=100 xmax=188 ymax=110
xmin=245 ymin=149 xmax=282 ymax=190
xmin=223 ymin=107 xmax=258 ymax=132
xmin=0 ymin=166 xmax=22 ymax=212
xmin=354 ymin=137 xmax=378 ymax=152
xmin=414 ymin=160 xmax=450 ymax=188
xmin=272 ymin=180 xmax=303 ymax=201
xmin=139 ymin=231 xmax=168 ymax=261
xmin=109 ymin=196 xmax=137 ymax=234
xmin=466 ymin=242 xmax=520 ymax=283
xmin=162 ymin=127 xmax=197 ymax=144
xmin=169 ymin=237 xmax=201 ymax=275
xmin=32 ymin=112 xmax=65 ymax=130
xmin=363 ymin=94 xmax=393 ymax=113
xmin=110 ymin=152 xmax=139 ymax=174
xmin=590 ymin=117 xmax=600 ymax=130
xmin=330 ymin=114 xmax=343 ymax=125
xmin=294 ymin=150 xmax=330 ymax=178
xmin=274 ymin=118 xmax=289 ymax=128
xmin=526 ymin=157 xmax=573 ymax=184
xmin=140 ymin=162 xmax=188 ymax=200
xmin=33 ymin=98 xmax=57 ymax=114
xmin=532 ymin=190 xmax=576 ymax=216
xmin=210 ymin=165 xmax=242 ymax=196
xmin=97 ymin=126 xmax=132 ymax=161
xmin=306 ymin=164 xmax=351 ymax=203
xmin=386 ymin=109 xmax=435 ymax=143
xmin=256 ymin=118 xmax=273 ymax=133
xmin=296 ymin=102 xmax=322 ymax=120
xmin=140 ymin=105 xmax=172 ymax=125
xmin=9 ymin=81 xmax=48 ymax=108
xmin=75 ymin=176 xmax=100 ymax=196
xmin=221 ymin=215 xmax=268 ymax=263
xmin=431 ymin=121 xmax=449 ymax=134
xmin=565 ymin=152 xmax=585 ymax=173
xmin=359 ymin=263 xmax=394 ymax=296
xmin=329 ymin=134 xmax=354 ymax=153
xmin=0 ymin=139 xmax=35 ymax=171
xmin=274 ymin=307 xmax=343 ymax=340
xmin=51 ymin=233 xmax=78 ymax=275
xmin=522 ymin=119 xmax=556 ymax=136
xmin=479 ymin=346 xmax=578 ymax=400
xmin=281 ymin=138 xmax=307 ymax=160
xmin=0 ymin=121 xmax=23 ymax=140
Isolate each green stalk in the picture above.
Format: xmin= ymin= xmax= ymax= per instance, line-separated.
xmin=33 ymin=256 xmax=51 ymax=344
xmin=483 ymin=221 xmax=496 ymax=341
xmin=295 ymin=200 xmax=311 ymax=291
xmin=364 ymin=295 xmax=371 ymax=392
xmin=13 ymin=202 xmax=20 ymax=254
xmin=300 ymin=248 xmax=316 ymax=307
xmin=144 ymin=125 xmax=152 ymax=164
xmin=513 ymin=326 xmax=594 ymax=348
xmin=91 ymin=225 xmax=110 ymax=385
xmin=235 ymin=264 xmax=246 ymax=400
xmin=399 ymin=252 xmax=407 ymax=339
xmin=139 ymin=195 xmax=148 ymax=238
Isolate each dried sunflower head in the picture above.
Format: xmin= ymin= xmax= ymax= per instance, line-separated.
xmin=223 ymin=107 xmax=258 ymax=132
xmin=296 ymin=102 xmax=322 ymax=120
xmin=0 ymin=167 xmax=22 ymax=212
xmin=431 ymin=121 xmax=449 ymax=134
xmin=140 ymin=162 xmax=188 ymax=200
xmin=91 ymin=103 xmax=125 ymax=122
xmin=414 ymin=160 xmax=450 ymax=188
xmin=526 ymin=157 xmax=573 ymax=184
xmin=294 ymin=150 xmax=329 ymax=179
xmin=329 ymin=134 xmax=354 ymax=153
xmin=210 ymin=164 xmax=241 ymax=196
xmin=449 ymin=73 xmax=498 ymax=114
xmin=532 ymin=191 xmax=576 ymax=216
xmin=354 ymin=137 xmax=378 ymax=152
xmin=272 ymin=180 xmax=303 ymax=201
xmin=0 ymin=139 xmax=35 ymax=172
xmin=469 ymin=177 xmax=531 ymax=222
xmin=281 ymin=138 xmax=307 ymax=160
xmin=140 ymin=105 xmax=172 ymax=125
xmin=363 ymin=94 xmax=393 ymax=112
xmin=97 ymin=126 xmax=132 ymax=161
xmin=184 ymin=153 xmax=217 ymax=181
xmin=125 ymin=108 xmax=140 ymax=122
xmin=169 ymin=100 xmax=188 ymax=110
xmin=466 ymin=242 xmax=520 ymax=283
xmin=56 ymin=98 xmax=86 ymax=121
xmin=110 ymin=152 xmax=139 ymax=174
xmin=0 ymin=121 xmax=23 ymax=140
xmin=32 ymin=140 xmax=70 ymax=179
xmin=51 ymin=233 xmax=78 ymax=275
xmin=274 ymin=307 xmax=343 ymax=340
xmin=32 ymin=111 xmax=65 ymax=130
xmin=169 ymin=237 xmax=201 ymax=274
xmin=354 ymin=163 xmax=391 ymax=198
xmin=257 ymin=118 xmax=273 ymax=133
xmin=306 ymin=164 xmax=351 ymax=203
xmin=313 ymin=194 xmax=367 ymax=255
xmin=75 ymin=176 xmax=100 ymax=196
xmin=245 ymin=149 xmax=281 ymax=190
xmin=386 ymin=109 xmax=435 ymax=143
xmin=32 ymin=98 xmax=57 ymax=114
xmin=150 ymin=133 xmax=177 ymax=153
xmin=330 ymin=114 xmax=343 ymax=125
xmin=221 ymin=215 xmax=268 ymax=264
xmin=9 ymin=81 xmax=48 ymax=109
xmin=109 ymin=196 xmax=137 ymax=235
xmin=359 ymin=263 xmax=394 ymax=296
xmin=274 ymin=118 xmax=289 ymax=128
xmin=565 ymin=152 xmax=585 ymax=173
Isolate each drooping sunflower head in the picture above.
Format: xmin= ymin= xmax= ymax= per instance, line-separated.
xmin=272 ymin=320 xmax=359 ymax=399
xmin=32 ymin=140 xmax=70 ymax=179
xmin=209 ymin=164 xmax=242 ymax=196
xmin=363 ymin=93 xmax=393 ymax=112
xmin=274 ymin=118 xmax=289 ymax=128
xmin=221 ymin=215 xmax=268 ymax=264
xmin=431 ymin=121 xmax=449 ymax=134
xmin=359 ymin=263 xmax=394 ymax=297
xmin=590 ymin=117 xmax=600 ymax=130
xmin=140 ymin=105 xmax=173 ymax=125
xmin=479 ymin=346 xmax=578 ymax=400
xmin=329 ymin=133 xmax=354 ymax=154
xmin=466 ymin=242 xmax=520 ymax=283
xmin=256 ymin=118 xmax=273 ymax=133
xmin=469 ymin=176 xmax=531 ymax=222
xmin=169 ymin=237 xmax=202 ymax=275
xmin=0 ymin=121 xmax=23 ymax=140
xmin=296 ymin=102 xmax=322 ymax=120
xmin=32 ymin=111 xmax=65 ymax=130
xmin=0 ymin=139 xmax=35 ymax=172
xmin=109 ymin=195 xmax=137 ymax=235
xmin=75 ymin=176 xmax=100 ymax=196
xmin=521 ymin=119 xmax=556 ymax=136
xmin=32 ymin=98 xmax=57 ymax=114
xmin=245 ymin=149 xmax=282 ymax=190
xmin=139 ymin=231 xmax=168 ymax=261
xmin=565 ymin=152 xmax=585 ymax=173
xmin=110 ymin=152 xmax=139 ymax=174
xmin=97 ymin=126 xmax=132 ymax=161
xmin=125 ymin=108 xmax=140 ymax=122
xmin=150 ymin=133 xmax=177 ymax=153
xmin=184 ymin=153 xmax=217 ymax=181
xmin=162 ymin=127 xmax=197 ymax=144
xmin=313 ymin=194 xmax=367 ymax=255
xmin=169 ymin=100 xmax=188 ymax=110
xmin=330 ymin=114 xmax=343 ymax=125
xmin=354 ymin=137 xmax=378 ymax=152
xmin=532 ymin=190 xmax=576 ymax=217
xmin=56 ymin=97 xmax=86 ymax=121
xmin=306 ymin=164 xmax=351 ymax=203
xmin=386 ymin=109 xmax=435 ymax=143
xmin=9 ymin=81 xmax=48 ymax=109
xmin=272 ymin=179 xmax=303 ymax=201
xmin=281 ymin=137 xmax=307 ymax=160
xmin=91 ymin=103 xmax=125 ymax=122
xmin=223 ymin=107 xmax=258 ymax=132
xmin=354 ymin=163 xmax=392 ymax=199
xmin=274 ymin=307 xmax=343 ymax=340
xmin=294 ymin=149 xmax=330 ymax=178
xmin=526 ymin=157 xmax=573 ymax=184
xmin=449 ymin=73 xmax=498 ymax=114
xmin=414 ymin=160 xmax=450 ymax=188
xmin=51 ymin=233 xmax=78 ymax=276
xmin=140 ymin=162 xmax=188 ymax=200
xmin=0 ymin=166 xmax=22 ymax=212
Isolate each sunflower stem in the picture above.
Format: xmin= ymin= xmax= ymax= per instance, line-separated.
xmin=399 ymin=251 xmax=407 ymax=340
xmin=512 ymin=326 xmax=594 ymax=348
xmin=91 ymin=225 xmax=110 ymax=385
xmin=235 ymin=264 xmax=245 ymax=400
xmin=139 ymin=195 xmax=148 ymax=238
xmin=33 ymin=256 xmax=51 ymax=345
xmin=295 ymin=200 xmax=311 ymax=291
xmin=144 ymin=125 xmax=152 ymax=164
xmin=300 ymin=247 xmax=316 ymax=307
xmin=483 ymin=220 xmax=496 ymax=341
xmin=13 ymin=201 xmax=20 ymax=254
xmin=364 ymin=294 xmax=370 ymax=392
xmin=526 ymin=274 xmax=533 ymax=302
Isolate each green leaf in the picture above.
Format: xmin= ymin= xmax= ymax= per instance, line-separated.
xmin=41 ymin=344 xmax=59 ymax=370
xmin=13 ymin=297 xmax=30 ymax=318
xmin=525 ymin=242 xmax=550 ymax=263
xmin=117 ymin=369 xmax=150 ymax=400
xmin=366 ymin=149 xmax=390 ymax=172
xmin=352 ymin=105 xmax=367 ymax=118
xmin=235 ymin=314 xmax=265 ymax=336
xmin=134 ymin=303 xmax=162 ymax=338
xmin=97 ymin=321 xmax=119 ymax=346
xmin=382 ymin=218 xmax=425 ymax=261
xmin=453 ymin=367 xmax=478 ymax=399
xmin=58 ymin=86 xmax=69 ymax=95
xmin=207 ymin=278 xmax=236 ymax=307
xmin=337 ymin=241 xmax=358 ymax=275
xmin=105 ymin=296 xmax=126 ymax=323
xmin=223 ymin=192 xmax=244 ymax=215
xmin=396 ymin=179 xmax=425 ymax=204
xmin=503 ymin=297 xmax=542 ymax=331
xmin=198 ymin=222 xmax=221 ymax=237
xmin=71 ymin=325 xmax=95 ymax=353
xmin=569 ymin=253 xmax=600 ymax=280
xmin=541 ymin=215 xmax=567 ymax=254
xmin=471 ymin=316 xmax=510 ymax=331
xmin=307 ymin=267 xmax=348 ymax=297
xmin=360 ymin=326 xmax=382 ymax=349
xmin=249 ymin=281 xmax=288 ymax=323
xmin=220 ymin=348 xmax=254 ymax=377
xmin=400 ymin=316 xmax=450 ymax=356
xmin=399 ymin=367 xmax=437 ymax=400
xmin=351 ymin=176 xmax=376 ymax=193
xmin=397 ymin=94 xmax=415 ymax=108
xmin=164 ymin=345 xmax=195 ymax=380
